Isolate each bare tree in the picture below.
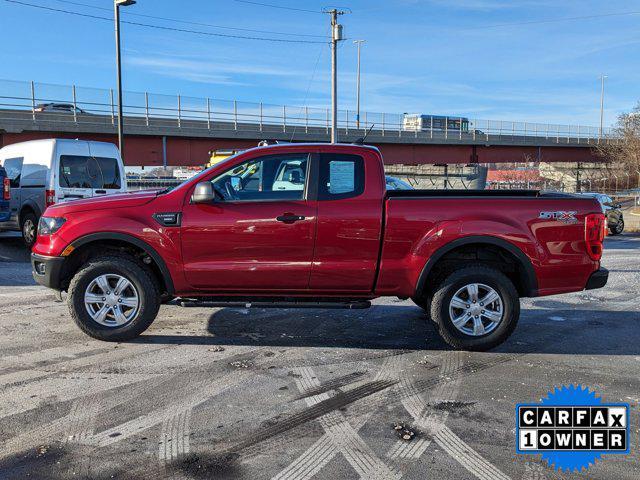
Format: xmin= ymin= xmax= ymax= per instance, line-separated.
xmin=595 ymin=103 xmax=640 ymax=190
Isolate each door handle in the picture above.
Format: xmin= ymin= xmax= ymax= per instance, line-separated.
xmin=95 ymin=190 xmax=107 ymax=194
xmin=276 ymin=213 xmax=305 ymax=224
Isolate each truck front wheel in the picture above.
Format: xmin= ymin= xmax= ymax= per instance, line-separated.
xmin=430 ymin=266 xmax=519 ymax=351
xmin=67 ymin=254 xmax=160 ymax=341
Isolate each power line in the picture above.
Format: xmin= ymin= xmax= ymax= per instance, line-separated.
xmin=291 ymin=28 xmax=329 ymax=141
xmin=3 ymin=0 xmax=327 ymax=43
xmin=471 ymin=11 xmax=640 ymax=30
xmin=233 ymin=0 xmax=322 ymax=14
xmin=50 ymin=0 xmax=326 ymax=38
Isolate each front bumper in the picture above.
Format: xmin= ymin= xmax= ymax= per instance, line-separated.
xmin=31 ymin=253 xmax=66 ymax=290
xmin=585 ymin=267 xmax=609 ymax=291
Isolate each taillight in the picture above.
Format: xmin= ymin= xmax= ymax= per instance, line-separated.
xmin=585 ymin=213 xmax=605 ymax=261
xmin=45 ymin=189 xmax=56 ymax=207
xmin=2 ymin=177 xmax=9 ymax=200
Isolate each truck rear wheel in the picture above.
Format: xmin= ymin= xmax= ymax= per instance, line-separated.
xmin=430 ymin=266 xmax=519 ymax=351
xmin=67 ymin=254 xmax=160 ymax=341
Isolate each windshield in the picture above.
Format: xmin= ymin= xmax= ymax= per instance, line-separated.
xmin=59 ymin=155 xmax=121 ymax=189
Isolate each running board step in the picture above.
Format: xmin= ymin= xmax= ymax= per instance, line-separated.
xmin=179 ymin=299 xmax=371 ymax=310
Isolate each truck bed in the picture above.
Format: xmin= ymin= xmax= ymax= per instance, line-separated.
xmin=386 ymin=189 xmax=573 ymax=198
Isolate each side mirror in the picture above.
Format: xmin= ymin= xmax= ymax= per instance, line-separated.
xmin=192 ymin=181 xmax=214 ymax=203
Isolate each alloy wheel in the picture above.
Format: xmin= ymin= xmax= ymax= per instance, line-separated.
xmin=84 ymin=274 xmax=139 ymax=327
xmin=448 ymin=283 xmax=504 ymax=336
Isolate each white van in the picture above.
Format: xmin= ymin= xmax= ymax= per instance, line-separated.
xmin=0 ymin=139 xmax=127 ymax=246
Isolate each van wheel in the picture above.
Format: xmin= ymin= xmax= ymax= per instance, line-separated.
xmin=67 ymin=254 xmax=160 ymax=341
xmin=21 ymin=212 xmax=38 ymax=248
xmin=430 ymin=266 xmax=519 ymax=351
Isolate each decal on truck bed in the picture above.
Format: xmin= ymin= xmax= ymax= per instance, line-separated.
xmin=539 ymin=211 xmax=578 ymax=223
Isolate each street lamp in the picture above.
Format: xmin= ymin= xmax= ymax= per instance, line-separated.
xmin=599 ymin=74 xmax=607 ymax=140
xmin=114 ymin=0 xmax=136 ymax=158
xmin=353 ymin=40 xmax=365 ymax=130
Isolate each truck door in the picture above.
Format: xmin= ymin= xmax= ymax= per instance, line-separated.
xmin=309 ymin=152 xmax=384 ymax=292
xmin=181 ymin=152 xmax=317 ymax=291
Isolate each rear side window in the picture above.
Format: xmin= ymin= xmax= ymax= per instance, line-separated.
xmin=3 ymin=157 xmax=24 ymax=188
xmin=318 ymin=153 xmax=365 ymax=200
xmin=59 ymin=155 xmax=121 ymax=189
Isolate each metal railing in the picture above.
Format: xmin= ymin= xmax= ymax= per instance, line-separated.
xmin=0 ymin=78 xmax=616 ymax=145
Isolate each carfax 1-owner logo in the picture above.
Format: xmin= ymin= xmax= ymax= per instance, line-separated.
xmin=516 ymin=385 xmax=630 ymax=472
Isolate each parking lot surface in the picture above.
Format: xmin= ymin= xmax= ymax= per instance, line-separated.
xmin=0 ymin=232 xmax=639 ymax=480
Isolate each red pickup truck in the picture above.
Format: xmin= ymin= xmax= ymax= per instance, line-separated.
xmin=31 ymin=143 xmax=608 ymax=350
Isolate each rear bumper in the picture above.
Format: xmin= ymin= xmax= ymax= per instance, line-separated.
xmin=31 ymin=253 xmax=66 ymax=290
xmin=585 ymin=267 xmax=609 ymax=291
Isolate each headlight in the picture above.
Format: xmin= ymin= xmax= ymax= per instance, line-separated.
xmin=38 ymin=217 xmax=66 ymax=236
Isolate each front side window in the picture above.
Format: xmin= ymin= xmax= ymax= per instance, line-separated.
xmin=59 ymin=155 xmax=121 ymax=189
xmin=318 ymin=153 xmax=365 ymax=200
xmin=3 ymin=157 xmax=24 ymax=188
xmin=211 ymin=153 xmax=309 ymax=202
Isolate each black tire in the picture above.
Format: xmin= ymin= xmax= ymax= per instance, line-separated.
xmin=67 ymin=254 xmax=160 ymax=341
xmin=430 ymin=266 xmax=519 ymax=351
xmin=20 ymin=211 xmax=38 ymax=248
xmin=609 ymin=219 xmax=624 ymax=235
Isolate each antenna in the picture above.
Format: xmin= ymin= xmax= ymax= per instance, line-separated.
xmin=353 ymin=124 xmax=375 ymax=144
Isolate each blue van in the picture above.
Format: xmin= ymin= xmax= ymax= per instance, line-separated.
xmin=0 ymin=166 xmax=10 ymax=222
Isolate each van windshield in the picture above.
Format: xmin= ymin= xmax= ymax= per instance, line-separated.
xmin=59 ymin=155 xmax=121 ymax=189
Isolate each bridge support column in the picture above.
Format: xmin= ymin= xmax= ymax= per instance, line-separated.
xmin=162 ymin=136 xmax=167 ymax=169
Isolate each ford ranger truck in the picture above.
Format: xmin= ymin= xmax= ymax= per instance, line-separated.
xmin=31 ymin=143 xmax=608 ymax=351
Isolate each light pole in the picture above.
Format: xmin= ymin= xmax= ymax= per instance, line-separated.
xmin=325 ymin=8 xmax=346 ymax=143
xmin=353 ymin=40 xmax=365 ymax=130
xmin=114 ymin=0 xmax=136 ymax=158
xmin=599 ymin=74 xmax=607 ymax=140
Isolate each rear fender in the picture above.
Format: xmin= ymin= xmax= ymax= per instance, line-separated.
xmin=20 ymin=200 xmax=43 ymax=223
xmin=414 ymin=234 xmax=539 ymax=298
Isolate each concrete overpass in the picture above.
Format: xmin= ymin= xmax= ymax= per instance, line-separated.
xmin=0 ymin=80 xmax=612 ymax=167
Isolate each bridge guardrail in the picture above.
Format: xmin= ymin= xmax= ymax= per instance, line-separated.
xmin=0 ymin=78 xmax=616 ymax=145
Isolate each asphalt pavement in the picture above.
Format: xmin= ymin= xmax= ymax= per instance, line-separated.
xmin=0 ymin=231 xmax=638 ymax=479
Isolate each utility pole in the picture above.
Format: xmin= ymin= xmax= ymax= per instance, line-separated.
xmin=325 ymin=8 xmax=346 ymax=143
xmin=599 ymin=74 xmax=607 ymax=140
xmin=114 ymin=0 xmax=136 ymax=158
xmin=353 ymin=40 xmax=365 ymax=130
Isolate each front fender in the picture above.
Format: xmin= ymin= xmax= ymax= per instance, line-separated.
xmin=32 ymin=211 xmax=184 ymax=294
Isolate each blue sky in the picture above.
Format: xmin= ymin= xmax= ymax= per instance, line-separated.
xmin=2 ymin=0 xmax=640 ymax=126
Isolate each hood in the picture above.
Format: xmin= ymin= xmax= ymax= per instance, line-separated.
xmin=46 ymin=189 xmax=159 ymax=215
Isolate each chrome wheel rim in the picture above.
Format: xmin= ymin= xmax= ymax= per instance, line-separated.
xmin=616 ymin=221 xmax=624 ymax=233
xmin=448 ymin=283 xmax=503 ymax=336
xmin=84 ymin=274 xmax=139 ymax=327
xmin=23 ymin=219 xmax=35 ymax=244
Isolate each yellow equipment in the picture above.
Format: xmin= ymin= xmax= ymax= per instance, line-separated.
xmin=207 ymin=149 xmax=242 ymax=168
